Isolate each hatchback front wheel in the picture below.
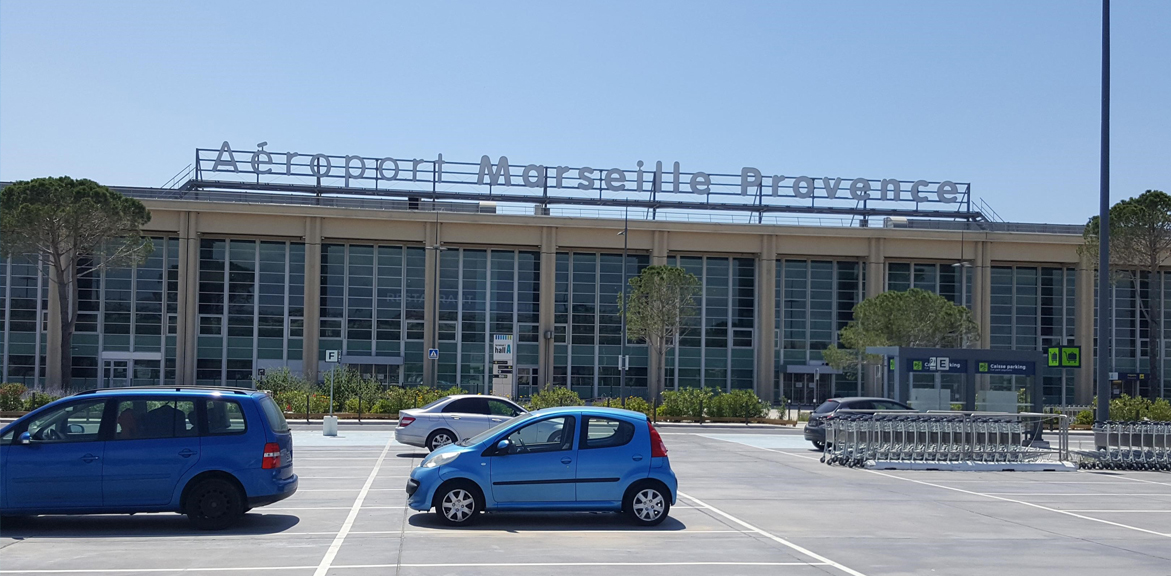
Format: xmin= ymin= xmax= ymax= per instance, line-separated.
xmin=435 ymin=484 xmax=481 ymax=526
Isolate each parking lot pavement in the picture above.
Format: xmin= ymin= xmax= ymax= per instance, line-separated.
xmin=2 ymin=429 xmax=1170 ymax=575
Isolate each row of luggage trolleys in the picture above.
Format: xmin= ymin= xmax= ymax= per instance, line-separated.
xmin=822 ymin=411 xmax=1068 ymax=468
xmin=1088 ymin=420 xmax=1171 ymax=471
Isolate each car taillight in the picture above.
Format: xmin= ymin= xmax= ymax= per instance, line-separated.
xmin=648 ymin=422 xmax=668 ymax=458
xmin=262 ymin=442 xmax=281 ymax=469
xmin=399 ymin=416 xmax=415 ymax=427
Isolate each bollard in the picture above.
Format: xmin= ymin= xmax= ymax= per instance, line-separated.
xmin=323 ymin=414 xmax=338 ymax=436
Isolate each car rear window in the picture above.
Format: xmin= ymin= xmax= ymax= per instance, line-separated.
xmin=259 ymin=395 xmax=289 ymax=433
xmin=813 ymin=401 xmax=840 ymax=414
xmin=205 ymin=399 xmax=247 ymax=435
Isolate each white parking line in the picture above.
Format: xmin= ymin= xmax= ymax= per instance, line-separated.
xmin=864 ymin=470 xmax=1171 ymax=539
xmin=311 ymin=436 xmax=395 ymax=576
xmin=0 ymin=562 xmax=826 ymax=573
xmin=1061 ymin=510 xmax=1171 ymax=513
xmin=678 ymin=492 xmax=867 ymax=576
xmin=982 ymin=493 xmax=1171 ymax=496
xmin=704 ymin=435 xmax=1171 ymax=540
xmin=265 ymin=506 xmax=401 ymax=511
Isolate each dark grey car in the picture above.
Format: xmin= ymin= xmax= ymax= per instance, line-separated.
xmin=803 ymin=397 xmax=914 ymax=450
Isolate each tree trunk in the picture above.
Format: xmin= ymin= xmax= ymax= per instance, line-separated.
xmin=52 ymin=258 xmax=75 ymax=394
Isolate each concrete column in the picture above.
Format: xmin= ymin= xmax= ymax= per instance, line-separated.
xmin=756 ymin=235 xmax=777 ymax=403
xmin=174 ymin=212 xmax=191 ymax=384
xmin=863 ymin=237 xmax=885 ymax=396
xmin=46 ymin=270 xmax=62 ymax=389
xmin=973 ymin=241 xmax=992 ymax=348
xmin=422 ymin=220 xmax=438 ymax=387
xmin=302 ymin=217 xmax=322 ymax=384
xmin=651 ymin=231 xmax=669 ymax=266
xmin=1075 ymin=258 xmax=1095 ymax=404
xmin=538 ymin=227 xmax=557 ymax=387
xmin=180 ymin=212 xmax=200 ymax=385
xmin=866 ymin=237 xmax=884 ymax=299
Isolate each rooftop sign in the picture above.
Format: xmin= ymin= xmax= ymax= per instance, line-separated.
xmin=193 ymin=141 xmax=975 ymax=217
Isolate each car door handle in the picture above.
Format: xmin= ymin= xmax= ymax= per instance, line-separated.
xmin=80 ymin=454 xmax=100 ymax=463
xmin=451 ymin=416 xmax=461 ymax=420
xmin=179 ymin=449 xmax=197 ymax=458
xmin=561 ymin=457 xmax=572 ymax=465
xmin=632 ymin=455 xmax=644 ymax=461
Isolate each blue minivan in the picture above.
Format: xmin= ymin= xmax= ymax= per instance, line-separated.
xmin=406 ymin=406 xmax=677 ymax=526
xmin=0 ymin=387 xmax=297 ymax=529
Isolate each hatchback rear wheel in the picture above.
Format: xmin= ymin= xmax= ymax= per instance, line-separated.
xmin=185 ymin=478 xmax=244 ymax=530
xmin=625 ymin=484 xmax=670 ymax=526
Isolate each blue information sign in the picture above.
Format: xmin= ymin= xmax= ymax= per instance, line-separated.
xmin=976 ymin=361 xmax=1034 ymax=375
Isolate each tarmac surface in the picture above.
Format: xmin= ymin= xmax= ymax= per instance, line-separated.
xmin=1 ymin=424 xmax=1168 ymax=575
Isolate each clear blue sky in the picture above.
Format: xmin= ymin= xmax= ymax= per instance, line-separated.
xmin=2 ymin=1 xmax=1167 ymax=224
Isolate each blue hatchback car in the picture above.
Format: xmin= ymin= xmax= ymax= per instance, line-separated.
xmin=406 ymin=406 xmax=677 ymax=526
xmin=0 ymin=387 xmax=297 ymax=530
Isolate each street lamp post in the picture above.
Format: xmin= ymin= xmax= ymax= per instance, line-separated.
xmin=428 ymin=209 xmax=447 ymax=389
xmin=618 ymin=204 xmax=629 ymax=407
xmin=1096 ymin=0 xmax=1112 ymax=423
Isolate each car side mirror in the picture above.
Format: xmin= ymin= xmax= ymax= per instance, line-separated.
xmin=68 ymin=424 xmax=84 ymax=434
xmin=496 ymin=439 xmax=511 ymax=453
xmin=18 ymin=432 xmax=31 ymax=445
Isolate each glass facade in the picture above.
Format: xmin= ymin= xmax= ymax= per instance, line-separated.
xmin=16 ymin=223 xmax=1171 ymax=403
xmin=887 ymin=261 xmax=973 ymax=307
xmin=776 ymin=259 xmax=863 ymax=404
xmin=553 ymin=252 xmax=649 ymax=399
xmin=319 ymin=244 xmax=425 ymax=385
xmin=1093 ymin=271 xmax=1171 ymax=399
xmin=0 ymin=255 xmax=47 ymax=386
xmin=435 ymin=248 xmax=540 ymax=393
xmin=662 ymin=256 xmax=755 ymax=393
xmin=197 ymin=239 xmax=305 ymax=386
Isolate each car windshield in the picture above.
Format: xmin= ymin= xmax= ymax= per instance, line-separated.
xmin=457 ymin=412 xmax=534 ymax=446
xmin=813 ymin=401 xmax=840 ymax=414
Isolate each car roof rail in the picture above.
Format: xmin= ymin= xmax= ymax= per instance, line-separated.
xmin=76 ymin=386 xmax=256 ymax=395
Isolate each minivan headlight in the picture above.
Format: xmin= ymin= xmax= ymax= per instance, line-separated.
xmin=423 ymin=451 xmax=459 ymax=468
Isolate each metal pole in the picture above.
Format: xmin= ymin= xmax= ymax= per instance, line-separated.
xmin=620 ymin=203 xmax=629 ymax=406
xmin=1096 ymin=0 xmax=1112 ymax=424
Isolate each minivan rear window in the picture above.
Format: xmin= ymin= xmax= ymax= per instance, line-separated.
xmin=259 ymin=395 xmax=289 ymax=433
xmin=814 ymin=401 xmax=840 ymax=414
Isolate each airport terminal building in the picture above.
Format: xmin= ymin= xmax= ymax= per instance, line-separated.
xmin=1 ymin=144 xmax=1160 ymax=407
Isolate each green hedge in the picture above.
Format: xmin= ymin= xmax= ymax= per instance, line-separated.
xmin=595 ymin=396 xmax=654 ymax=418
xmin=1074 ymin=396 xmax=1171 ymax=424
xmin=526 ymin=386 xmax=584 ymax=410
xmin=657 ymin=388 xmax=770 ymax=420
xmin=0 ymin=383 xmax=26 ymax=411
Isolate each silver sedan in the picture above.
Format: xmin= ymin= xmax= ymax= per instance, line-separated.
xmin=395 ymin=394 xmax=526 ymax=451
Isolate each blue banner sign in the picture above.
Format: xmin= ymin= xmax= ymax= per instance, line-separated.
xmin=907 ymin=358 xmax=968 ymax=373
xmin=976 ymin=361 xmax=1035 ymax=376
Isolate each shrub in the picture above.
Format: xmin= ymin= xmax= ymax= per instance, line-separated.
xmin=1149 ymin=398 xmax=1171 ymax=421
xmin=797 ymin=411 xmax=811 ymax=422
xmin=274 ymin=391 xmax=333 ymax=415
xmin=657 ymin=387 xmax=712 ymax=418
xmin=595 ymin=396 xmax=654 ymax=418
xmin=0 ymin=383 xmax=27 ymax=411
xmin=1075 ymin=409 xmax=1094 ymax=426
xmin=527 ymin=386 xmax=584 ymax=410
xmin=254 ymin=367 xmax=310 ymax=396
xmin=24 ymin=391 xmax=58 ymax=411
xmin=706 ymin=389 xmax=769 ymax=419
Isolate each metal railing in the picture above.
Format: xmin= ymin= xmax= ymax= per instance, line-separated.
xmin=822 ymin=411 xmax=1070 ymax=468
xmin=1085 ymin=421 xmax=1171 ymax=471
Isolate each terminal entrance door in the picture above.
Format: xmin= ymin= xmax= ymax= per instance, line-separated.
xmin=783 ymin=373 xmax=830 ymax=408
xmin=102 ymin=360 xmax=129 ymax=388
